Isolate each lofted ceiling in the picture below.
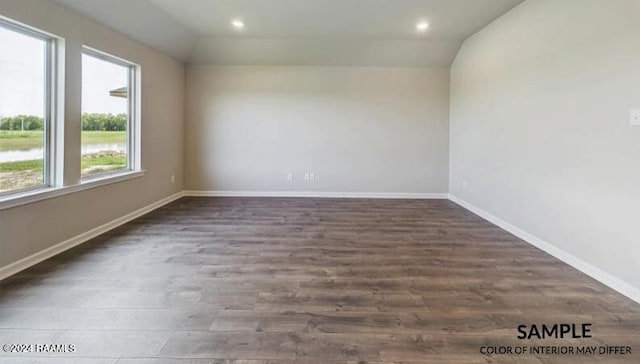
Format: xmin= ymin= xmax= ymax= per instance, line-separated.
xmin=50 ymin=0 xmax=197 ymax=61
xmin=50 ymin=0 xmax=524 ymax=66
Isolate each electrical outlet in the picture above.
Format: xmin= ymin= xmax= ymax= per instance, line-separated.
xmin=304 ymin=172 xmax=310 ymax=181
xmin=171 ymin=174 xmax=175 ymax=184
xmin=631 ymin=109 xmax=640 ymax=127
xmin=309 ymin=172 xmax=315 ymax=181
xmin=287 ymin=173 xmax=294 ymax=181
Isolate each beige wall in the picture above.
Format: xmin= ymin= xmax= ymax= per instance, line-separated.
xmin=0 ymin=0 xmax=185 ymax=268
xmin=450 ymin=0 xmax=640 ymax=289
xmin=185 ymin=65 xmax=450 ymax=194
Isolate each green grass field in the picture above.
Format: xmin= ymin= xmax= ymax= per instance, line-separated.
xmin=1 ymin=154 xmax=126 ymax=191
xmin=0 ymin=159 xmax=43 ymax=172
xmin=0 ymin=131 xmax=127 ymax=191
xmin=0 ymin=130 xmax=126 ymax=151
xmin=1 ymin=155 xmax=126 ymax=173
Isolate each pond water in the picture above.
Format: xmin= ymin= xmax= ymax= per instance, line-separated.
xmin=0 ymin=143 xmax=125 ymax=163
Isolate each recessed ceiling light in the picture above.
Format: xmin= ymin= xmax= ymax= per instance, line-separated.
xmin=232 ymin=19 xmax=244 ymax=30
xmin=416 ymin=21 xmax=429 ymax=32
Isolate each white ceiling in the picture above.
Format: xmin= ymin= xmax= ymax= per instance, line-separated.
xmin=51 ymin=0 xmax=524 ymax=66
xmin=51 ymin=0 xmax=197 ymax=61
xmin=150 ymin=0 xmax=522 ymax=40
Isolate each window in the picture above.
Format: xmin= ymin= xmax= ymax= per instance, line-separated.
xmin=81 ymin=48 xmax=138 ymax=179
xmin=0 ymin=19 xmax=57 ymax=196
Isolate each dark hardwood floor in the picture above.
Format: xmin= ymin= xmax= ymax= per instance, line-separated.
xmin=0 ymin=197 xmax=638 ymax=363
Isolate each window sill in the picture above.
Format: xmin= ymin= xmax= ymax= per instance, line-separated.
xmin=0 ymin=170 xmax=145 ymax=211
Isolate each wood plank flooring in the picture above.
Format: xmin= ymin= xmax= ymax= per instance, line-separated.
xmin=0 ymin=197 xmax=638 ymax=363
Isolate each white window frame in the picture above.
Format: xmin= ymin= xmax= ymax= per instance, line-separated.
xmin=81 ymin=46 xmax=141 ymax=180
xmin=0 ymin=17 xmax=61 ymax=199
xmin=0 ymin=18 xmax=145 ymax=212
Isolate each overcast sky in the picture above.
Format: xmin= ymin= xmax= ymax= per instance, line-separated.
xmin=0 ymin=26 xmax=127 ymax=118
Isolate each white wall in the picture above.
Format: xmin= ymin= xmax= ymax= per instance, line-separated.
xmin=450 ymin=0 xmax=640 ymax=290
xmin=0 ymin=0 xmax=184 ymax=269
xmin=185 ymin=65 xmax=450 ymax=194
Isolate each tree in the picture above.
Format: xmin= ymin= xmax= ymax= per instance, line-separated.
xmin=81 ymin=113 xmax=126 ymax=131
xmin=0 ymin=113 xmax=126 ymax=131
xmin=0 ymin=115 xmax=43 ymax=130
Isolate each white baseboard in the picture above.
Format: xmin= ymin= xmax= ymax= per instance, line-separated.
xmin=448 ymin=194 xmax=640 ymax=304
xmin=184 ymin=190 xmax=449 ymax=199
xmin=0 ymin=191 xmax=185 ymax=282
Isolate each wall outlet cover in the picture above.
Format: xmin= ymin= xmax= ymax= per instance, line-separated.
xmin=631 ymin=109 xmax=640 ymax=127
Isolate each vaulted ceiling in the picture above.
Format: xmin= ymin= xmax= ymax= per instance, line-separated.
xmin=51 ymin=0 xmax=524 ymax=66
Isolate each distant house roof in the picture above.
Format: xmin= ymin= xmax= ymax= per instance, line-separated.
xmin=109 ymin=87 xmax=128 ymax=98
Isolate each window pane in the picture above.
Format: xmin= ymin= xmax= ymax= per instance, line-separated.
xmin=0 ymin=25 xmax=47 ymax=193
xmin=81 ymin=53 xmax=129 ymax=179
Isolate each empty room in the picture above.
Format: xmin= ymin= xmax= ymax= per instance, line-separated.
xmin=0 ymin=0 xmax=639 ymax=363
